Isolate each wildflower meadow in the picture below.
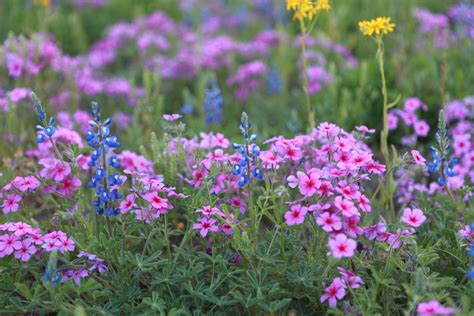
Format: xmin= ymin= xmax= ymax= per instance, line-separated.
xmin=1 ymin=0 xmax=474 ymax=315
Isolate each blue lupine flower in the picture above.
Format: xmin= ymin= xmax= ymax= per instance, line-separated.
xmin=427 ymin=111 xmax=457 ymax=187
xmin=203 ymin=81 xmax=224 ymax=125
xmin=231 ymin=113 xmax=263 ymax=187
xmin=86 ymin=102 xmax=123 ymax=216
xmin=266 ymin=65 xmax=281 ymax=94
xmin=32 ymin=92 xmax=56 ymax=143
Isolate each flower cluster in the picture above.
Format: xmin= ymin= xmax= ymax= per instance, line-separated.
xmin=62 ymin=251 xmax=107 ymax=285
xmin=85 ymin=102 xmax=124 ymax=216
xmin=286 ymin=0 xmax=331 ymax=21
xmin=227 ymin=60 xmax=267 ymax=101
xmin=416 ymin=300 xmax=455 ymax=316
xmin=232 ymin=113 xmax=263 ymax=187
xmin=388 ymin=97 xmax=430 ymax=146
xmin=0 ymin=222 xmax=74 ymax=261
xmin=359 ymin=17 xmax=395 ymax=37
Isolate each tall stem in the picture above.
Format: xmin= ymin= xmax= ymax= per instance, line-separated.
xmin=300 ymin=19 xmax=314 ymax=131
xmin=377 ymin=38 xmax=394 ymax=212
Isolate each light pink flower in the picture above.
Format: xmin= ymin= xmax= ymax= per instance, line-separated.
xmin=163 ymin=113 xmax=182 ymax=121
xmin=417 ymin=300 xmax=454 ymax=316
xmin=320 ymin=277 xmax=346 ymax=307
xmin=411 ymin=150 xmax=426 ymax=166
xmin=401 ymin=208 xmax=426 ymax=228
xmin=328 ymin=233 xmax=357 ymax=258
xmin=414 ymin=120 xmax=430 ymax=137
xmin=120 ymin=194 xmax=136 ymax=214
xmin=58 ymin=237 xmax=75 ymax=253
xmin=0 ymin=234 xmax=22 ymax=257
xmin=284 ymin=204 xmax=307 ymax=226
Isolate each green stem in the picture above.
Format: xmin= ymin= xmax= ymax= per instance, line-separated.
xmin=300 ymin=19 xmax=314 ymax=131
xmin=376 ymin=37 xmax=394 ymax=213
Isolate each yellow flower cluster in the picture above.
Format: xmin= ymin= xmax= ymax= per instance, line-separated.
xmin=287 ymin=0 xmax=331 ymax=21
xmin=358 ymin=17 xmax=395 ymax=37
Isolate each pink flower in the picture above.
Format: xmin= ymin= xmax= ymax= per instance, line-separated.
xmin=12 ymin=222 xmax=33 ymax=236
xmin=387 ymin=112 xmax=398 ymax=130
xmin=320 ymin=277 xmax=346 ymax=307
xmin=284 ymin=204 xmax=307 ymax=226
xmin=14 ymin=176 xmax=40 ymax=192
xmin=196 ymin=205 xmax=220 ymax=216
xmin=39 ymin=159 xmax=71 ymax=182
xmin=417 ymin=300 xmax=454 ymax=316
xmin=334 ymin=196 xmax=359 ymax=217
xmin=144 ymin=192 xmax=169 ymax=209
xmin=411 ymin=150 xmax=426 ymax=166
xmin=9 ymin=88 xmax=30 ymax=103
xmin=0 ymin=234 xmax=22 ymax=257
xmin=120 ymin=194 xmax=136 ymax=214
xmin=337 ymin=267 xmax=364 ymax=289
xmin=2 ymin=194 xmax=21 ymax=214
xmin=163 ymin=113 xmax=182 ymax=121
xmin=259 ymin=150 xmax=283 ymax=169
xmin=193 ymin=217 xmax=219 ymax=237
xmin=414 ymin=120 xmax=430 ymax=137
xmin=58 ymin=237 xmax=75 ymax=253
xmin=355 ymin=125 xmax=375 ymax=134
xmin=57 ymin=176 xmax=81 ymax=196
xmin=404 ymin=97 xmax=422 ymax=112
xmin=14 ymin=241 xmax=37 ymax=262
xmin=316 ymin=212 xmax=342 ymax=232
xmin=328 ymin=233 xmax=357 ymax=258
xmin=401 ymin=208 xmax=427 ymax=228
xmin=298 ymin=172 xmax=320 ymax=196
xmin=41 ymin=238 xmax=59 ymax=252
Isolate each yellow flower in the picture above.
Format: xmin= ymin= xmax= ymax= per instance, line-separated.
xmin=359 ymin=17 xmax=395 ymax=37
xmin=34 ymin=0 xmax=51 ymax=7
xmin=287 ymin=0 xmax=330 ymax=21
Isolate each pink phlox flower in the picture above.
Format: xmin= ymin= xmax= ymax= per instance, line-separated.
xmin=284 ymin=204 xmax=308 ymax=226
xmin=14 ymin=240 xmax=37 ymax=262
xmin=320 ymin=277 xmax=346 ymax=307
xmin=163 ymin=113 xmax=182 ymax=121
xmin=120 ymin=194 xmax=137 ymax=214
xmin=193 ymin=217 xmax=219 ymax=237
xmin=401 ymin=208 xmax=427 ymax=228
xmin=328 ymin=233 xmax=357 ymax=258
xmin=334 ymin=196 xmax=359 ymax=217
xmin=316 ymin=212 xmax=342 ymax=232
xmin=2 ymin=194 xmax=22 ymax=214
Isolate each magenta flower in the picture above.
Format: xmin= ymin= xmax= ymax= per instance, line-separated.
xmin=41 ymin=238 xmax=59 ymax=252
xmin=355 ymin=125 xmax=375 ymax=134
xmin=196 ymin=205 xmax=220 ymax=216
xmin=2 ymin=194 xmax=22 ymax=214
xmin=401 ymin=208 xmax=427 ymax=228
xmin=298 ymin=172 xmax=321 ymax=196
xmin=328 ymin=233 xmax=357 ymax=258
xmin=284 ymin=204 xmax=308 ymax=226
xmin=411 ymin=150 xmax=427 ymax=166
xmin=417 ymin=300 xmax=455 ymax=316
xmin=144 ymin=192 xmax=169 ymax=209
xmin=14 ymin=241 xmax=37 ymax=262
xmin=316 ymin=212 xmax=342 ymax=232
xmin=193 ymin=217 xmax=219 ymax=237
xmin=320 ymin=277 xmax=346 ymax=307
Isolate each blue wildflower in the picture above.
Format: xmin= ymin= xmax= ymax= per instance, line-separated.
xmin=266 ymin=65 xmax=281 ymax=94
xmin=231 ymin=113 xmax=263 ymax=187
xmin=203 ymin=80 xmax=224 ymax=125
xmin=86 ymin=102 xmax=123 ymax=216
xmin=32 ymin=92 xmax=56 ymax=143
xmin=427 ymin=110 xmax=457 ymax=186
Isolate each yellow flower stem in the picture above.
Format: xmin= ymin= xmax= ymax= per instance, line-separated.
xmin=299 ymin=19 xmax=315 ymax=131
xmin=376 ymin=36 xmax=394 ymax=213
